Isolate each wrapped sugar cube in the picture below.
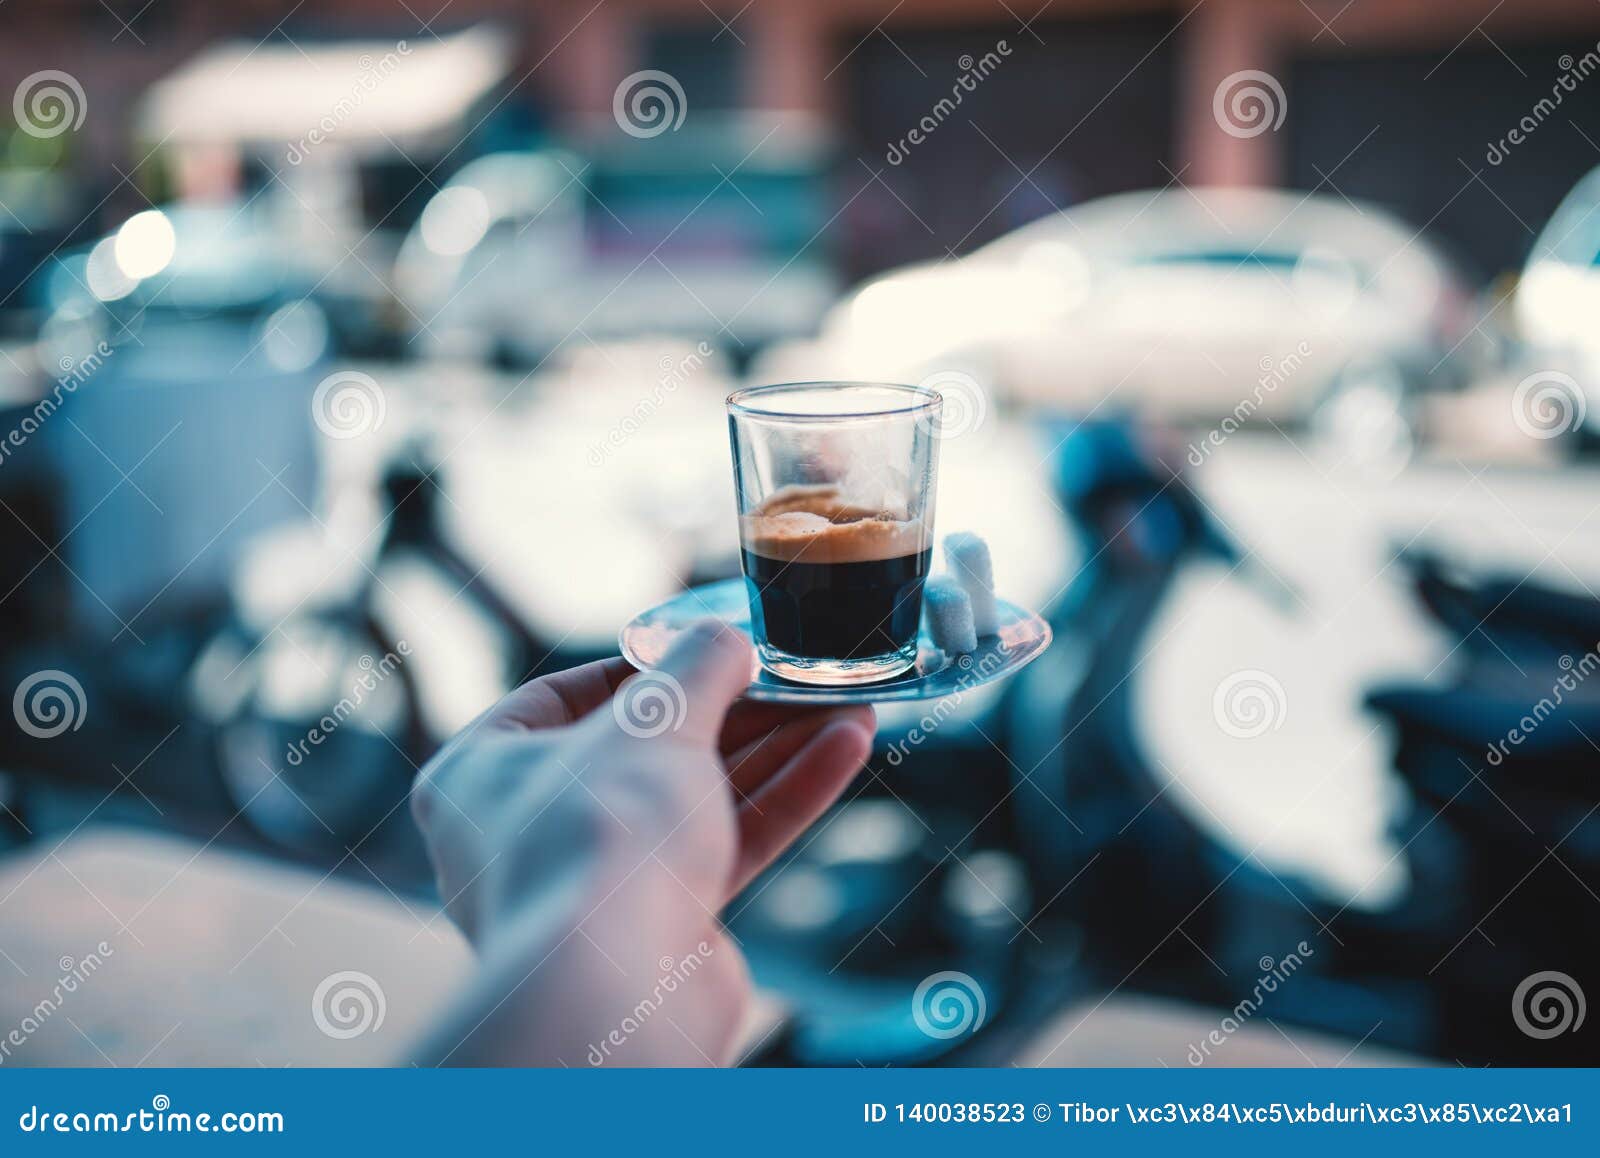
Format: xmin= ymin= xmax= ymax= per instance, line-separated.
xmin=943 ymin=532 xmax=999 ymax=637
xmin=923 ymin=574 xmax=978 ymax=655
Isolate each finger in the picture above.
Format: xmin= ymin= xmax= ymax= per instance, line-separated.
xmin=479 ymin=657 xmax=637 ymax=733
xmin=719 ymin=700 xmax=825 ymax=753
xmin=717 ymin=700 xmax=877 ymax=753
xmin=618 ymin=621 xmax=753 ymax=745
xmin=724 ymin=705 xmax=875 ymax=798
xmin=729 ymin=717 xmax=874 ymax=896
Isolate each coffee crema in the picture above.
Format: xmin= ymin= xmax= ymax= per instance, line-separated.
xmin=739 ymin=484 xmax=931 ymax=663
xmin=740 ymin=484 xmax=927 ymax=565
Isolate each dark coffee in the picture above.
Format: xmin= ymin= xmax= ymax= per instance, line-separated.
xmin=742 ymin=547 xmax=930 ymax=659
xmin=739 ymin=484 xmax=931 ymax=664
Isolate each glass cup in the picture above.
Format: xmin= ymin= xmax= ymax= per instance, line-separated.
xmin=726 ymin=382 xmax=942 ymax=685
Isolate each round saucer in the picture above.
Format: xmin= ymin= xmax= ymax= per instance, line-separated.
xmin=619 ymin=578 xmax=1051 ymax=704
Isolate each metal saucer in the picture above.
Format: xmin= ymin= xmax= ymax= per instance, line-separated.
xmin=619 ymin=578 xmax=1052 ymax=704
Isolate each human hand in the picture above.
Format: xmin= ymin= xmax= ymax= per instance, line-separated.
xmin=411 ymin=623 xmax=874 ymax=1066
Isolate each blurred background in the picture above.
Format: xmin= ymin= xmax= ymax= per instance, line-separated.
xmin=1 ymin=0 xmax=1598 ymax=1067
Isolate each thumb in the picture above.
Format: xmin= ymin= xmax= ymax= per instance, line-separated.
xmin=611 ymin=621 xmax=753 ymax=745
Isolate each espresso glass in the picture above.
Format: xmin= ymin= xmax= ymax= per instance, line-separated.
xmin=727 ymin=382 xmax=941 ymax=685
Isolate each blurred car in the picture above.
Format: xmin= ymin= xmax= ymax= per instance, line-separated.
xmin=762 ymin=188 xmax=1477 ymax=423
xmin=395 ymin=114 xmax=839 ymax=365
xmin=36 ymin=199 xmax=395 ymax=371
xmin=1514 ymin=162 xmax=1600 ymax=436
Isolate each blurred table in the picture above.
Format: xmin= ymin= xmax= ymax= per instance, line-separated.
xmin=1141 ymin=433 xmax=1600 ymax=906
xmin=0 ymin=828 xmax=1412 ymax=1068
xmin=1018 ymin=992 xmax=1419 ymax=1067
xmin=0 ymin=829 xmax=470 ymax=1066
